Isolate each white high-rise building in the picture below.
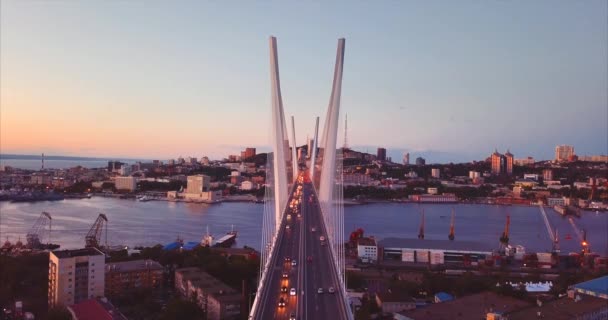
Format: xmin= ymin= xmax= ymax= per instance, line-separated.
xmin=48 ymin=248 xmax=105 ymax=307
xmin=403 ymin=152 xmax=410 ymax=165
xmin=555 ymin=145 xmax=575 ymax=162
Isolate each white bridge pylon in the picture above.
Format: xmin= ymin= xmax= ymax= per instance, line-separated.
xmin=252 ymin=36 xmax=349 ymax=319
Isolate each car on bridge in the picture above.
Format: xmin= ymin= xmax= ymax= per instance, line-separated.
xmin=328 ymin=287 xmax=335 ymax=294
xmin=291 ymin=259 xmax=297 ymax=266
xmin=289 ymin=313 xmax=296 ymax=320
xmin=290 ymin=288 xmax=296 ymax=296
xmin=311 ymin=227 xmax=316 ymax=232
xmin=317 ymin=287 xmax=324 ymax=294
xmin=307 ymin=256 xmax=313 ymax=262
xmin=282 ymin=272 xmax=289 ymax=278
xmin=281 ymin=286 xmax=288 ymax=293
xmin=278 ymin=297 xmax=286 ymax=307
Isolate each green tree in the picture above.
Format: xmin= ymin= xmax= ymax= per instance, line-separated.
xmin=47 ymin=306 xmax=73 ymax=320
xmin=159 ymin=298 xmax=204 ymax=320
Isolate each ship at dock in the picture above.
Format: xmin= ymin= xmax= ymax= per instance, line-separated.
xmin=213 ymin=225 xmax=238 ymax=248
xmin=554 ymin=205 xmax=581 ymax=217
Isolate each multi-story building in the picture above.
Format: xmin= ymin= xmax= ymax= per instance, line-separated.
xmin=105 ymin=259 xmax=163 ymax=297
xmin=579 ymin=155 xmax=608 ymax=163
xmin=491 ymin=150 xmax=513 ymax=175
xmin=240 ymin=148 xmax=256 ymax=160
xmin=307 ymin=139 xmax=314 ymax=158
xmin=543 ymin=169 xmax=553 ymax=181
xmin=403 ymin=152 xmax=410 ymax=165
xmin=514 ymin=157 xmax=535 ymax=166
xmin=186 ymin=175 xmax=211 ymax=194
xmin=200 ymin=156 xmax=210 ymax=166
xmin=555 ymin=145 xmax=575 ymax=162
xmin=343 ymin=173 xmax=372 ymax=186
xmin=175 ymin=268 xmax=241 ymax=320
xmin=357 ymin=237 xmax=378 ymax=262
xmin=415 ymin=157 xmax=426 ymax=166
xmin=115 ymin=176 xmax=136 ymax=192
xmin=469 ymin=171 xmax=480 ymax=179
xmin=377 ymin=148 xmax=387 ymax=161
xmin=409 ymin=194 xmax=457 ymax=203
xmin=49 ymin=248 xmax=105 ymax=307
xmin=431 ymin=168 xmax=440 ymax=179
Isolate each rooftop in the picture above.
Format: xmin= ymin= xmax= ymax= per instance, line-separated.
xmin=176 ymin=267 xmax=240 ymax=300
xmin=106 ymin=259 xmax=163 ymax=273
xmin=377 ymin=290 xmax=414 ymax=303
xmin=505 ymin=295 xmax=608 ymax=320
xmin=52 ymin=247 xmax=104 ymax=259
xmin=378 ymin=237 xmax=494 ymax=253
xmin=572 ymin=275 xmax=608 ymax=299
xmin=401 ymin=291 xmax=530 ymax=320
xmin=68 ymin=298 xmax=127 ymax=320
xmin=357 ymin=237 xmax=377 ymax=246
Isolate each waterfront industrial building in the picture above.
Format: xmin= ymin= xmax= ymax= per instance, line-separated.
xmin=377 ymin=238 xmax=493 ymax=266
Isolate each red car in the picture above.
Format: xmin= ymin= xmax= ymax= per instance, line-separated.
xmin=307 ymin=256 xmax=313 ymax=262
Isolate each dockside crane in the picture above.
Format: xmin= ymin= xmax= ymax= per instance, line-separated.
xmin=448 ymin=208 xmax=455 ymax=241
xmin=552 ymin=227 xmax=560 ymax=254
xmin=26 ymin=212 xmax=52 ymax=249
xmin=499 ymin=214 xmax=510 ymax=252
xmin=581 ymin=229 xmax=590 ymax=254
xmin=418 ymin=209 xmax=425 ymax=239
xmin=85 ymin=214 xmax=108 ymax=249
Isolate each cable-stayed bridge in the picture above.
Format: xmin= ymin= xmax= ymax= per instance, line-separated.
xmin=249 ymin=37 xmax=352 ymax=320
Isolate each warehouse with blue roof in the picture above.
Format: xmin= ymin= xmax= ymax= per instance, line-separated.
xmin=572 ymin=275 xmax=608 ymax=299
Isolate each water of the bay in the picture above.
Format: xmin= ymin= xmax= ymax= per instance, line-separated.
xmin=0 ymin=198 xmax=606 ymax=255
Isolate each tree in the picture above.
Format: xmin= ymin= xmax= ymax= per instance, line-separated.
xmin=159 ymin=298 xmax=204 ymax=320
xmin=47 ymin=306 xmax=73 ymax=320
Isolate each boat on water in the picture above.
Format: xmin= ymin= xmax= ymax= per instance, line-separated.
xmin=136 ymin=195 xmax=151 ymax=202
xmin=214 ymin=225 xmax=238 ymax=248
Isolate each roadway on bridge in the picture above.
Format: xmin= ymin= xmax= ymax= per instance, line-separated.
xmin=256 ymin=174 xmax=348 ymax=319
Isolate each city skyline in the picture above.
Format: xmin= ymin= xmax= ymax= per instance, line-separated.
xmin=1 ymin=1 xmax=607 ymax=162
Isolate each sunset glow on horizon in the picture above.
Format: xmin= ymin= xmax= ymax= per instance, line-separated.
xmin=1 ymin=1 xmax=606 ymax=162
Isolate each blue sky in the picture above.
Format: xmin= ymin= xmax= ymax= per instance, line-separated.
xmin=1 ymin=1 xmax=606 ymax=162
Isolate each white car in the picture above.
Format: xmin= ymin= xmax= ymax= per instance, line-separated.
xmin=291 ymin=259 xmax=297 ymax=266
xmin=328 ymin=287 xmax=335 ymax=294
xmin=317 ymin=287 xmax=324 ymax=294
xmin=290 ymin=288 xmax=296 ymax=296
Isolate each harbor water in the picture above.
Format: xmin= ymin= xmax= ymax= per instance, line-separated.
xmin=0 ymin=198 xmax=606 ymax=255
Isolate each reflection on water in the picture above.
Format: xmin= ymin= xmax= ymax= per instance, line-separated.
xmin=0 ymin=199 xmax=606 ymax=254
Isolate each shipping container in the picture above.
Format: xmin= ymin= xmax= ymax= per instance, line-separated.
xmin=416 ymin=250 xmax=429 ymax=263
xmin=430 ymin=251 xmax=444 ymax=265
xmin=402 ymin=250 xmax=415 ymax=263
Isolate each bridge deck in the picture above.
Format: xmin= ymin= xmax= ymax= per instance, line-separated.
xmin=253 ymin=175 xmax=349 ymax=319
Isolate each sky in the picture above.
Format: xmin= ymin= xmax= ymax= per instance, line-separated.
xmin=1 ymin=1 xmax=606 ymax=163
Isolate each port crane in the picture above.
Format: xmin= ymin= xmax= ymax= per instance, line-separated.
xmin=448 ymin=208 xmax=455 ymax=241
xmin=26 ymin=212 xmax=52 ymax=249
xmin=499 ymin=214 xmax=510 ymax=252
xmin=552 ymin=227 xmax=560 ymax=254
xmin=418 ymin=209 xmax=425 ymax=239
xmin=581 ymin=229 xmax=590 ymax=254
xmin=85 ymin=213 xmax=108 ymax=249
